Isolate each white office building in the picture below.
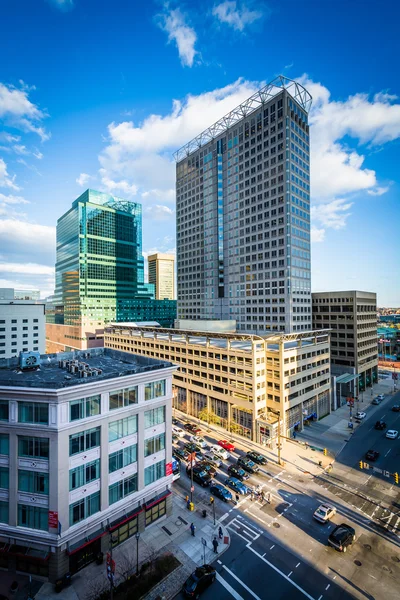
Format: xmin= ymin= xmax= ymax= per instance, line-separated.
xmin=0 ymin=301 xmax=45 ymax=359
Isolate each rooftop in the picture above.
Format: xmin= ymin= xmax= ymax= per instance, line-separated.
xmin=0 ymin=348 xmax=174 ymax=390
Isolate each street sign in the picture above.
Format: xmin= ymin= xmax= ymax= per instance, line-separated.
xmin=372 ymin=467 xmax=383 ymax=474
xmin=190 ymin=486 xmax=194 ymax=492
xmin=363 ymin=462 xmax=370 ymax=469
xmin=201 ymin=537 xmax=207 ymax=547
xmin=165 ymin=462 xmax=173 ymax=476
xmin=384 ymin=470 xmax=390 ymax=478
xmin=48 ymin=511 xmax=58 ymax=529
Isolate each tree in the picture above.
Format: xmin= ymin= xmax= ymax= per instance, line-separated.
xmin=198 ymin=407 xmax=218 ymax=425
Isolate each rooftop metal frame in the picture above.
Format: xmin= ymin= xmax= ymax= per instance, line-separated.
xmin=173 ymin=75 xmax=312 ymax=162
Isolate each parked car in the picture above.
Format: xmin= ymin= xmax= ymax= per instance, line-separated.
xmin=186 ymin=467 xmax=212 ymax=487
xmin=210 ymin=445 xmax=230 ymax=460
xmin=189 ymin=435 xmax=209 ymax=449
xmin=392 ymin=405 xmax=400 ymax=412
xmin=172 ymin=433 xmax=179 ymax=444
xmin=210 ymin=483 xmax=232 ymax=503
xmin=365 ymin=449 xmax=380 ymax=461
xmin=237 ymin=456 xmax=259 ymax=474
xmin=224 ymin=477 xmax=250 ymax=495
xmin=376 ymin=394 xmax=385 ymax=401
xmin=328 ymin=523 xmax=356 ymax=552
xmin=172 ymin=425 xmax=185 ymax=437
xmin=246 ymin=451 xmax=267 ymax=465
xmin=184 ymin=442 xmax=203 ymax=454
xmin=374 ymin=420 xmax=386 ymax=430
xmin=313 ymin=503 xmax=336 ymax=524
xmin=196 ymin=460 xmax=217 ymax=477
xmin=355 ymin=411 xmax=366 ymax=420
xmin=182 ymin=564 xmax=216 ymax=598
xmin=203 ymin=452 xmax=223 ymax=468
xmin=218 ymin=440 xmax=235 ymax=452
xmin=372 ymin=398 xmax=381 ymax=405
xmin=184 ymin=423 xmax=202 ymax=434
xmin=227 ymin=464 xmax=250 ymax=481
xmin=173 ymin=448 xmax=189 ymax=461
xmin=386 ymin=430 xmax=399 ymax=439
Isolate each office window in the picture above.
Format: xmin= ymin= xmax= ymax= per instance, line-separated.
xmin=69 ymin=459 xmax=100 ymax=491
xmin=0 ymin=467 xmax=9 ymax=489
xmin=18 ymin=505 xmax=48 ymax=531
xmin=18 ymin=436 xmax=49 ymax=459
xmin=69 ymin=491 xmax=100 ymax=526
xmin=69 ymin=427 xmax=100 ymax=456
xmin=18 ymin=402 xmax=48 ymax=425
xmin=70 ymin=395 xmax=101 ymax=422
xmin=109 ymin=386 xmax=138 ymax=410
xmin=0 ymin=401 xmax=8 ymax=421
xmin=18 ymin=470 xmax=48 ymax=495
xmin=0 ymin=434 xmax=9 ymax=456
xmin=0 ymin=501 xmax=8 ymax=524
xmin=109 ymin=445 xmax=137 ymax=473
xmin=109 ymin=474 xmax=137 ymax=505
xmin=145 ymin=380 xmax=166 ymax=401
xmin=144 ymin=406 xmax=165 ymax=429
xmin=108 ymin=415 xmax=137 ymax=442
xmin=144 ymin=434 xmax=165 ymax=457
xmin=144 ymin=460 xmax=165 ymax=486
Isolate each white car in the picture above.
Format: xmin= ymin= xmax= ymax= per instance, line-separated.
xmin=189 ymin=435 xmax=209 ymax=449
xmin=211 ymin=444 xmax=230 ymax=460
xmin=172 ymin=426 xmax=185 ymax=437
xmin=313 ymin=503 xmax=336 ymax=524
xmin=355 ymin=412 xmax=366 ymax=420
xmin=376 ymin=394 xmax=384 ymax=401
xmin=386 ymin=430 xmax=399 ymax=439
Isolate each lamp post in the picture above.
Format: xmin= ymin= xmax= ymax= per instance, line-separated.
xmin=277 ymin=412 xmax=283 ymax=466
xmin=135 ymin=531 xmax=140 ymax=577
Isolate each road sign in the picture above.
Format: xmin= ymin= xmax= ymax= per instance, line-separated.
xmin=201 ymin=537 xmax=207 ymax=547
xmin=384 ymin=470 xmax=390 ymax=478
xmin=363 ymin=462 xmax=370 ymax=469
xmin=165 ymin=462 xmax=173 ymax=476
xmin=372 ymin=467 xmax=383 ymax=474
xmin=190 ymin=486 xmax=194 ymax=492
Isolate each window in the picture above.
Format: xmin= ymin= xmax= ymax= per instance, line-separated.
xmin=69 ymin=459 xmax=100 ymax=491
xmin=108 ymin=415 xmax=137 ymax=442
xmin=0 ymin=434 xmax=9 ymax=456
xmin=144 ymin=460 xmax=165 ymax=486
xmin=109 ymin=445 xmax=137 ymax=473
xmin=144 ymin=406 xmax=165 ymax=429
xmin=0 ymin=401 xmax=8 ymax=421
xmin=69 ymin=427 xmax=100 ymax=456
xmin=144 ymin=380 xmax=166 ymax=401
xmin=18 ymin=402 xmax=48 ymax=425
xmin=145 ymin=498 xmax=166 ymax=526
xmin=144 ymin=434 xmax=165 ymax=457
xmin=18 ymin=505 xmax=48 ymax=531
xmin=0 ymin=501 xmax=8 ymax=524
xmin=18 ymin=470 xmax=48 ymax=495
xmin=18 ymin=436 xmax=49 ymax=459
xmin=109 ymin=386 xmax=138 ymax=410
xmin=69 ymin=491 xmax=100 ymax=526
xmin=70 ymin=395 xmax=101 ymax=422
xmin=109 ymin=474 xmax=137 ymax=505
xmin=110 ymin=516 xmax=138 ymax=548
xmin=0 ymin=467 xmax=9 ymax=489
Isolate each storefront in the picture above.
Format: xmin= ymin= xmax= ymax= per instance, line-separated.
xmin=0 ymin=543 xmax=49 ymax=577
xmin=68 ymin=530 xmax=103 ymax=574
xmin=144 ymin=491 xmax=170 ymax=527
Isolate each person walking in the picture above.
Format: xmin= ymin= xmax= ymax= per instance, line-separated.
xmin=218 ymin=526 xmax=223 ymax=540
xmin=266 ymin=492 xmax=271 ymax=504
xmin=190 ymin=522 xmax=196 ymax=537
xmin=235 ymin=494 xmax=240 ymax=504
xmin=250 ymin=490 xmax=254 ymax=501
xmin=212 ymin=537 xmax=219 ymax=553
xmin=260 ymin=491 xmax=265 ymax=503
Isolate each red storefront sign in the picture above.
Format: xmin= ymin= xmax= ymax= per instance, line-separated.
xmin=48 ymin=511 xmax=58 ymax=529
xmin=166 ymin=461 xmax=173 ymax=476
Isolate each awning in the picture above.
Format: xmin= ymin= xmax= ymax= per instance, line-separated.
xmin=68 ymin=528 xmax=104 ymax=555
xmin=335 ymin=373 xmax=359 ymax=384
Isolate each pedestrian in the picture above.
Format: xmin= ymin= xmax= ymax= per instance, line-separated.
xmin=260 ymin=491 xmax=265 ymax=503
xmin=212 ymin=537 xmax=219 ymax=553
xmin=250 ymin=490 xmax=254 ymax=501
xmin=190 ymin=522 xmax=196 ymax=537
xmin=235 ymin=494 xmax=240 ymax=504
xmin=266 ymin=492 xmax=271 ymax=504
xmin=218 ymin=526 xmax=223 ymax=540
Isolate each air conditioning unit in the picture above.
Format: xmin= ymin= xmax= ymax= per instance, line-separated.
xmin=19 ymin=351 xmax=41 ymax=370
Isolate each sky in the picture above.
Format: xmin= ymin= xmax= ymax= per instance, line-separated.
xmin=0 ymin=0 xmax=399 ymax=305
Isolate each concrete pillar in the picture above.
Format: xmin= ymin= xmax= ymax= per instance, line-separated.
xmin=8 ymin=432 xmax=17 ymax=527
xmin=137 ymin=411 xmax=145 ymax=491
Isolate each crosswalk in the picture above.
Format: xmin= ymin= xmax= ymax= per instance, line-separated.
xmin=226 ymin=515 xmax=262 ymax=542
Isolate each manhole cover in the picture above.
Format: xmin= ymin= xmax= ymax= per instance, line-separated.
xmin=298 ymin=479 xmax=304 ymax=483
xmin=382 ymin=565 xmax=392 ymax=573
xmin=391 ymin=556 xmax=400 ymax=563
xmin=273 ymin=522 xmax=280 ymax=528
xmin=354 ymin=560 xmax=362 ymax=567
xmin=363 ymin=544 xmax=371 ymax=551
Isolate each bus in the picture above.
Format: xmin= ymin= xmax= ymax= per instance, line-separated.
xmin=172 ymin=457 xmax=181 ymax=481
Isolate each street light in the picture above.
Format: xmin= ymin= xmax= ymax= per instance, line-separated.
xmin=135 ymin=531 xmax=140 ymax=576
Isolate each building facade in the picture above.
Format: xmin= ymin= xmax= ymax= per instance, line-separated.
xmin=175 ymin=76 xmax=312 ymax=334
xmin=0 ymin=348 xmax=175 ymax=581
xmin=104 ymin=325 xmax=330 ymax=445
xmin=148 ymin=253 xmax=175 ymax=300
xmin=0 ymin=302 xmax=45 ymax=359
xmin=0 ymin=289 xmax=41 ymax=301
xmin=312 ymin=291 xmax=378 ymax=394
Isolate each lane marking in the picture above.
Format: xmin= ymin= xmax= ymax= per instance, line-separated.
xmin=325 ymin=584 xmax=330 ymax=590
xmin=219 ymin=513 xmax=229 ymax=523
xmin=262 ymin=553 xmax=266 ymax=557
xmin=296 ymin=562 xmax=301 ymax=568
xmin=222 ymin=565 xmax=262 ymax=600
xmin=228 ymin=527 xmax=256 ymax=543
xmin=229 ymin=521 xmax=240 ymax=529
xmin=216 ymin=572 xmax=245 ymax=600
xmin=288 ymin=571 xmax=293 ymax=577
xmin=318 ymin=596 xmax=323 ymax=600
xmin=241 ymin=529 xmax=256 ymax=539
xmin=385 ymin=449 xmax=392 ymax=457
xmin=270 ymin=544 xmax=275 ymax=549
xmin=217 ymin=559 xmax=222 ymax=565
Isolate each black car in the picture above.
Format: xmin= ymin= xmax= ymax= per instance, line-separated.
xmin=227 ymin=464 xmax=250 ymax=481
xmin=210 ymin=483 xmax=233 ymax=502
xmin=196 ymin=460 xmax=217 ymax=477
xmin=184 ymin=442 xmax=203 ymax=455
xmin=182 ymin=564 xmax=216 ymax=597
xmin=392 ymin=405 xmax=400 ymax=413
xmin=186 ymin=467 xmax=212 ymax=487
xmin=365 ymin=449 xmax=380 ymax=461
xmin=374 ymin=420 xmax=386 ymax=430
xmin=172 ymin=418 xmax=180 ymax=426
xmin=328 ymin=523 xmax=356 ymax=552
xmin=237 ymin=456 xmax=259 ymax=474
xmin=173 ymin=448 xmax=189 ymax=461
xmin=246 ymin=451 xmax=267 ymax=465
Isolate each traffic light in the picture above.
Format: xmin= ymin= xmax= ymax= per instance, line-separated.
xmin=359 ymin=461 xmax=363 ymax=469
xmin=323 ymin=448 xmax=327 ymax=456
xmin=210 ymin=496 xmax=214 ymax=504
xmin=395 ymin=472 xmax=399 ymax=484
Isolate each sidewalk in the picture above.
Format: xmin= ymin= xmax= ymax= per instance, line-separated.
xmin=34 ymin=492 xmax=230 ymax=600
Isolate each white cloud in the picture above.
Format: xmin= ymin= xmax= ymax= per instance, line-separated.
xmin=0 ymin=219 xmax=55 ymax=257
xmin=157 ymin=6 xmax=198 ymax=67
xmin=0 ymin=81 xmax=49 ymax=142
xmin=311 ymin=199 xmax=353 ymax=230
xmin=0 ymin=193 xmax=29 ymax=205
xmin=76 ymin=172 xmax=94 ymax=187
xmin=0 ymin=262 xmax=54 ymax=276
xmin=98 ymin=169 xmax=138 ymax=197
xmin=311 ymin=227 xmax=325 ymax=243
xmin=32 ymin=149 xmax=43 ymax=160
xmin=145 ymin=205 xmax=175 ymax=221
xmin=212 ymin=1 xmax=263 ymax=31
xmin=367 ymin=186 xmax=389 ymax=196
xmin=0 ymin=158 xmax=20 ymax=191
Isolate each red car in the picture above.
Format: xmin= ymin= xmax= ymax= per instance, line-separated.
xmin=218 ymin=440 xmax=235 ymax=452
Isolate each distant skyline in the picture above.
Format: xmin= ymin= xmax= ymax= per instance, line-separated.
xmin=0 ymin=0 xmax=399 ymax=304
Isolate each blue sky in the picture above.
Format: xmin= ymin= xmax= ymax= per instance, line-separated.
xmin=0 ymin=0 xmax=399 ymax=305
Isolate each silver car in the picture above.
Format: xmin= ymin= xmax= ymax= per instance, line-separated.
xmin=313 ymin=503 xmax=336 ymax=524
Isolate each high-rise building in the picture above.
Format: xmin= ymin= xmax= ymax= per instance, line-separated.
xmin=46 ymin=190 xmax=176 ymax=352
xmin=148 ymin=253 xmax=175 ymax=300
xmin=175 ymin=76 xmax=312 ymax=334
xmin=0 ymin=301 xmax=45 ymax=358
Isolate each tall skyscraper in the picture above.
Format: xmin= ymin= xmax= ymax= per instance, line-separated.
xmin=175 ymin=76 xmax=312 ymax=334
xmin=148 ymin=253 xmax=175 ymax=300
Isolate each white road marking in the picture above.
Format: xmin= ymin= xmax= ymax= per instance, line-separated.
xmin=288 ymin=571 xmax=293 ymax=577
xmin=385 ymin=449 xmax=392 ymax=457
xmin=240 ymin=522 xmax=262 ymax=536
xmin=296 ymin=562 xmax=301 ymax=568
xmin=219 ymin=513 xmax=229 ymax=523
xmin=229 ymin=521 xmax=240 ymax=529
xmin=241 ymin=529 xmax=256 ymax=539
xmin=222 ymin=565 xmax=262 ymax=600
xmin=217 ymin=559 xmax=222 ymax=565
xmin=244 ymin=508 xmax=272 ymax=528
xmin=270 ymin=544 xmax=275 ymax=549
xmin=216 ymin=572 xmax=245 ymax=600
xmin=325 ymin=584 xmax=330 ymax=590
xmin=228 ymin=528 xmax=257 ymax=543
xmin=318 ymin=596 xmax=323 ymax=600
xmin=262 ymin=553 xmax=266 ymax=557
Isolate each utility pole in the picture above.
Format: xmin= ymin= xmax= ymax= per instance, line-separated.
xmin=190 ymin=452 xmax=194 ymax=505
xmin=277 ymin=413 xmax=282 ymax=466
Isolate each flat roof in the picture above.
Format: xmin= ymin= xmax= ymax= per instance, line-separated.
xmin=0 ymin=348 xmax=174 ymax=390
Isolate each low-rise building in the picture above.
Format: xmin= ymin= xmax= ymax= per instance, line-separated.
xmin=0 ymin=348 xmax=176 ymax=581
xmin=0 ymin=301 xmax=45 ymax=359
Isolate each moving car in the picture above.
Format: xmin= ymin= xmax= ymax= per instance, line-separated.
xmin=328 ymin=523 xmax=356 ymax=552
xmin=313 ymin=503 xmax=336 ymax=524
xmin=189 ymin=435 xmax=209 ymax=449
xmin=172 ymin=418 xmax=180 ymax=426
xmin=184 ymin=423 xmax=202 ymax=434
xmin=196 ymin=460 xmax=217 ymax=477
xmin=386 ymin=430 xmax=399 ymax=439
xmin=172 ymin=425 xmax=185 ymax=437
xmin=210 ymin=483 xmax=233 ymax=502
xmin=203 ymin=452 xmax=223 ymax=468
xmin=186 ymin=466 xmax=212 ymax=487
xmin=218 ymin=440 xmax=235 ymax=452
xmin=224 ymin=477 xmax=250 ymax=495
xmin=355 ymin=411 xmax=366 ymax=420
xmin=173 ymin=448 xmax=189 ymax=461
xmin=210 ymin=445 xmax=230 ymax=460
xmin=237 ymin=456 xmax=259 ymax=474
xmin=184 ymin=442 xmax=203 ymax=454
xmin=227 ymin=465 xmax=250 ymax=481
xmin=172 ymin=433 xmax=179 ymax=444
xmin=374 ymin=420 xmax=386 ymax=430
xmin=182 ymin=564 xmax=216 ymax=598
xmin=392 ymin=405 xmax=400 ymax=412
xmin=365 ymin=449 xmax=380 ymax=461
xmin=246 ymin=451 xmax=267 ymax=465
